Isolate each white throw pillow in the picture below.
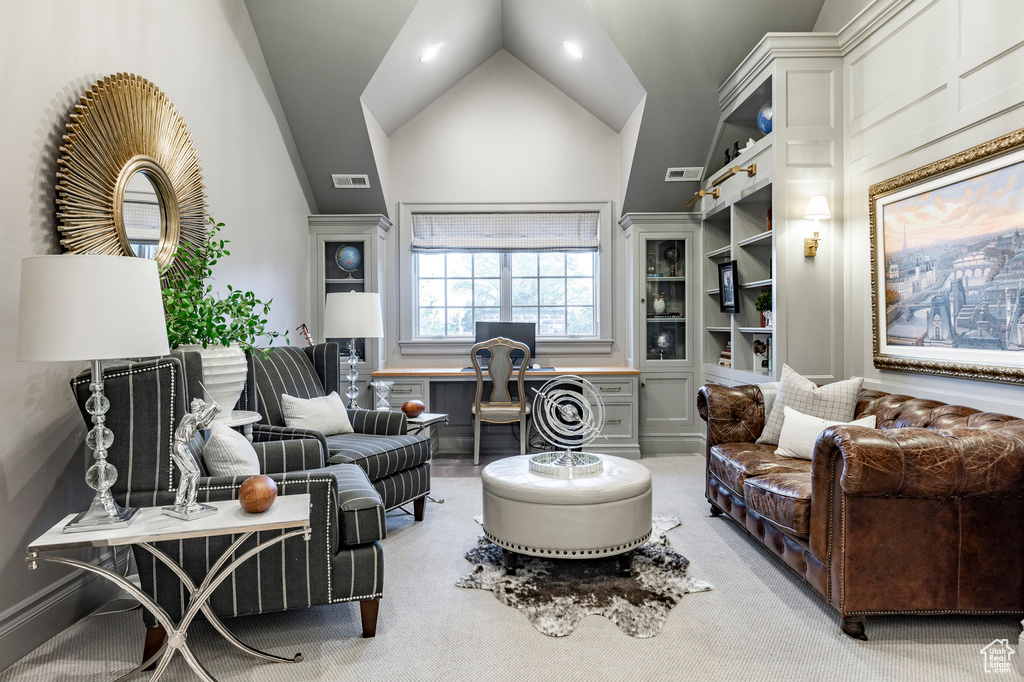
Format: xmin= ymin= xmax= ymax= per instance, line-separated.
xmin=281 ymin=391 xmax=354 ymax=435
xmin=775 ymin=406 xmax=877 ymax=460
xmin=759 ymin=382 xmax=780 ymax=420
xmin=756 ymin=364 xmax=863 ymax=446
xmin=203 ymin=422 xmax=261 ymax=476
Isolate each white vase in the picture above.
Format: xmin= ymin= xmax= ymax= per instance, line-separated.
xmin=762 ymin=311 xmax=773 ymax=328
xmin=653 ymin=297 xmax=666 ymax=314
xmin=181 ymin=343 xmax=247 ymax=420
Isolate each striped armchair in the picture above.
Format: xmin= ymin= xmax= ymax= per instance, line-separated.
xmin=240 ymin=343 xmax=431 ymax=520
xmin=71 ymin=353 xmax=386 ymax=663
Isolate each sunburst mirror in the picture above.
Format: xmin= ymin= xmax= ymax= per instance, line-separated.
xmin=55 ymin=73 xmax=207 ymax=280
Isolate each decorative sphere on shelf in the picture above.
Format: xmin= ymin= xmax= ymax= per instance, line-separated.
xmin=239 ymin=475 xmax=278 ymax=513
xmin=402 ymin=400 xmax=426 ymax=418
xmin=335 ymin=245 xmax=362 ymax=274
xmin=756 ymin=100 xmax=773 ymax=135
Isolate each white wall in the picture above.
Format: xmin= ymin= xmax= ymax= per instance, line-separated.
xmin=841 ymin=0 xmax=1024 ymax=414
xmin=389 ymin=49 xmax=622 ymax=207
xmin=385 ymin=49 xmax=631 ymax=367
xmin=0 ymin=0 xmax=312 ymax=668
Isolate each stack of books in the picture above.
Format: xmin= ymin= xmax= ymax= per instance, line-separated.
xmin=718 ymin=342 xmax=732 ymax=368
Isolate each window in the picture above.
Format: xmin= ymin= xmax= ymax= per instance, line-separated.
xmin=416 ymin=251 xmax=597 ymax=337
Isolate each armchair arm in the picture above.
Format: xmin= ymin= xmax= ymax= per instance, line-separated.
xmin=251 ymin=437 xmax=325 ymax=474
xmin=253 ymin=423 xmax=330 ymax=460
xmin=808 ymin=424 xmax=1024 ymax=559
xmin=347 ymin=408 xmax=408 ymax=436
xmin=696 ymin=384 xmax=766 ymax=450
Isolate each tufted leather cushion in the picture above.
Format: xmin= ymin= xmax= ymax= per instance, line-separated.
xmin=697 ymin=384 xmax=766 ymax=449
xmin=709 ymin=443 xmax=811 ymax=499
xmin=744 ymin=473 xmax=813 ymax=538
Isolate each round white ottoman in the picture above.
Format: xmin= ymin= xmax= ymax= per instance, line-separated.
xmin=481 ymin=454 xmax=652 ymax=573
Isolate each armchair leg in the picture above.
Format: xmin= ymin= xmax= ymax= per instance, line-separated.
xmin=473 ymin=415 xmax=481 ymax=466
xmin=360 ymin=599 xmax=379 ymax=638
xmin=413 ymin=495 xmax=425 ymax=522
xmin=142 ymin=624 xmax=166 ymax=669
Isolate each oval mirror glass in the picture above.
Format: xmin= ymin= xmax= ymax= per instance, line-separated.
xmin=122 ymin=171 xmax=164 ymax=259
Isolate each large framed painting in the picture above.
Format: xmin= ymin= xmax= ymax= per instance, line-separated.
xmin=870 ymin=127 xmax=1024 ymax=383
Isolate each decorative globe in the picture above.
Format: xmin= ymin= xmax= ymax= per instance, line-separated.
xmin=336 ymin=245 xmax=362 ymax=274
xmin=756 ymin=100 xmax=773 ymax=135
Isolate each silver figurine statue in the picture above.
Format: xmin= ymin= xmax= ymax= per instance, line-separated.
xmin=163 ymin=398 xmax=221 ymax=520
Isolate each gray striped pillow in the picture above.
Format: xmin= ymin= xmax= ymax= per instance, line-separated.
xmin=756 ymin=364 xmax=862 ymax=446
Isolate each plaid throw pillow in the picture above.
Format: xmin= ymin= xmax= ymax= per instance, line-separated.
xmin=756 ymin=364 xmax=863 ymax=446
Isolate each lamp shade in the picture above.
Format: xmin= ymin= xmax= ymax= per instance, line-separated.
xmin=17 ymin=254 xmax=170 ymax=362
xmin=804 ymin=195 xmax=832 ymax=220
xmin=324 ymin=292 xmax=384 ymax=339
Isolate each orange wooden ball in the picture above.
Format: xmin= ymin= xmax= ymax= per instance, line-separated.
xmin=402 ymin=400 xmax=425 ymax=418
xmin=239 ymin=475 xmax=278 ymax=513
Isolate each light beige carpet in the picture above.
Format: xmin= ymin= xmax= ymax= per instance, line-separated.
xmin=1 ymin=455 xmax=1018 ymax=681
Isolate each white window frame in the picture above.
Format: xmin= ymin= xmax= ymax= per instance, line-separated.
xmin=397 ymin=202 xmax=614 ymax=356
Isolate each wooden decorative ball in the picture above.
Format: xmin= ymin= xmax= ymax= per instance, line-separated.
xmin=239 ymin=475 xmax=278 ymax=513
xmin=402 ymin=400 xmax=426 ymax=418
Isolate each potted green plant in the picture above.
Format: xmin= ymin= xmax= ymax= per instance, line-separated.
xmin=755 ymin=289 xmax=772 ymax=328
xmin=162 ymin=218 xmax=287 ymax=416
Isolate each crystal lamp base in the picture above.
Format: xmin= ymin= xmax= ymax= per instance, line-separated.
xmin=64 ymin=492 xmax=139 ymax=533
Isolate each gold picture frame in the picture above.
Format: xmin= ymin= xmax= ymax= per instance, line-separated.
xmin=870 ymin=126 xmax=1024 ymax=384
xmin=55 ymin=73 xmax=207 ymax=281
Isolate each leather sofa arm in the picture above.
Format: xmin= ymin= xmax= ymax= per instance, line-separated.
xmin=809 ymin=424 xmax=1024 ymax=559
xmin=696 ymin=384 xmax=766 ymax=448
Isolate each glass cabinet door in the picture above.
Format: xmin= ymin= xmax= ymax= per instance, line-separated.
xmin=643 ymin=237 xmax=686 ymax=363
xmin=323 ymin=239 xmax=367 ymax=360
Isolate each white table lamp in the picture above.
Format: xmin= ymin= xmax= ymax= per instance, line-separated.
xmin=803 ymin=195 xmax=831 ymax=257
xmin=324 ymin=292 xmax=384 ymax=408
xmin=17 ymin=255 xmax=170 ymax=532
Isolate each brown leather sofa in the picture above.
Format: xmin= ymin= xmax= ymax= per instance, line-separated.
xmin=697 ymin=383 xmax=1024 ymax=639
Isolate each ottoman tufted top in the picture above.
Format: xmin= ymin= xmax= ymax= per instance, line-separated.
xmin=482 ymin=454 xmax=651 ymax=505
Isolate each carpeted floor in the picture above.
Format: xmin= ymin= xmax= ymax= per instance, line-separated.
xmin=2 ymin=455 xmax=1019 ymax=681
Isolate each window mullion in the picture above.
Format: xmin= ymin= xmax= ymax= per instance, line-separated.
xmin=500 ymin=253 xmax=512 ymax=320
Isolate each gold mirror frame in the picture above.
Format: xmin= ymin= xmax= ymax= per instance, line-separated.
xmin=55 ymin=73 xmax=207 ymax=280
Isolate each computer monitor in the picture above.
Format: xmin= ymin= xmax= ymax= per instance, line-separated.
xmin=474 ymin=321 xmax=536 ymax=364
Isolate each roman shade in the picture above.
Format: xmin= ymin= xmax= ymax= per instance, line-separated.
xmin=411 ymin=212 xmax=599 ymax=253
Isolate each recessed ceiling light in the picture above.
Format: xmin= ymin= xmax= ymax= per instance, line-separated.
xmin=420 ymin=42 xmax=444 ymax=63
xmin=563 ymin=41 xmax=583 ymax=60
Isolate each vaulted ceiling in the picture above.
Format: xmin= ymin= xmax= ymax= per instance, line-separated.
xmin=244 ymin=0 xmax=826 ymax=216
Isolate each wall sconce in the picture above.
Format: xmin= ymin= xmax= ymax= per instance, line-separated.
xmin=803 ymin=195 xmax=830 ymax=257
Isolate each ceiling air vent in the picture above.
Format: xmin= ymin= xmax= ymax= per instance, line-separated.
xmin=332 ymin=174 xmax=371 ymax=189
xmin=664 ymin=167 xmax=703 ymax=182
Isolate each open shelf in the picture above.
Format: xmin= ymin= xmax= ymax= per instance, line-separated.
xmin=707 ymin=326 xmax=731 ymax=333
xmin=705 ymin=288 xmax=720 ymax=295
xmin=741 ymin=278 xmax=772 ymax=289
xmin=738 ymin=326 xmax=773 ymax=334
xmin=647 ymin=276 xmax=686 ymax=281
xmin=705 ymin=245 xmax=731 ymax=258
xmin=737 ymin=231 xmax=772 ymax=248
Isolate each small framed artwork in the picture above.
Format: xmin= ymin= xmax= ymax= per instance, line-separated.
xmin=719 ymin=260 xmax=739 ymax=313
xmin=870 ymin=126 xmax=1024 ymax=384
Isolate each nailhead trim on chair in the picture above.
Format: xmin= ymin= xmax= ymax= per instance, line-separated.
xmin=483 ymin=530 xmax=652 ymax=557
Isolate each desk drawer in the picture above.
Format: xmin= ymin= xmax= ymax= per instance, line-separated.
xmin=590 ymin=379 xmax=634 ymax=398
xmin=386 ymin=381 xmax=426 ymax=400
xmin=601 ymin=403 xmax=634 ymax=440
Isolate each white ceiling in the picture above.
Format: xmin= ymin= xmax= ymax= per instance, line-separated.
xmin=361 ymin=0 xmax=645 ymax=136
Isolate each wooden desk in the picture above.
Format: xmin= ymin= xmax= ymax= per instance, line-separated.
xmin=371 ymin=366 xmax=641 ymax=459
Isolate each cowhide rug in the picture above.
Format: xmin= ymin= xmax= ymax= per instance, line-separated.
xmin=456 ymin=516 xmax=712 ymax=638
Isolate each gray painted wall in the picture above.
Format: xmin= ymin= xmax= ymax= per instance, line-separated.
xmin=0 ymin=0 xmax=312 ymax=669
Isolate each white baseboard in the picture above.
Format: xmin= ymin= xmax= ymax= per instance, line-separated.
xmin=0 ymin=550 xmax=122 ymax=672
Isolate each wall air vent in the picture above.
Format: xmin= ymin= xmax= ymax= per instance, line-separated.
xmin=331 ymin=174 xmax=371 ymax=189
xmin=664 ymin=167 xmax=703 ymax=182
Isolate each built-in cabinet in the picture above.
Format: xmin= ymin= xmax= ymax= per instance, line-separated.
xmin=696 ymin=35 xmax=844 ymax=387
xmin=621 ymin=214 xmax=703 ymax=455
xmin=308 ymin=215 xmax=391 ymax=409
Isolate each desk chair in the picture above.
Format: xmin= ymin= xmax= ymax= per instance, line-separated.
xmin=471 ymin=337 xmax=531 ymax=465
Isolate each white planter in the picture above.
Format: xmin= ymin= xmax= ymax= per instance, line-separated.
xmin=181 ymin=343 xmax=247 ymax=420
